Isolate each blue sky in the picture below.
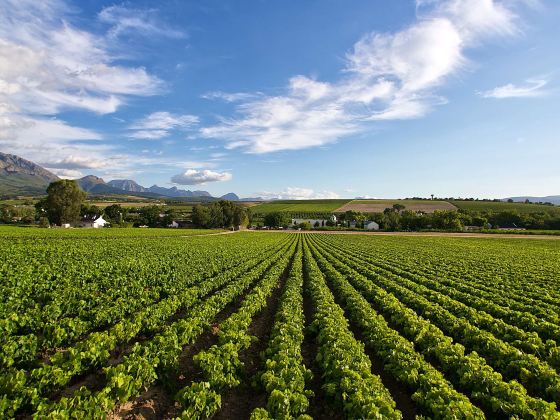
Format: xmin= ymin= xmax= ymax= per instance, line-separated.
xmin=0 ymin=0 xmax=558 ymax=199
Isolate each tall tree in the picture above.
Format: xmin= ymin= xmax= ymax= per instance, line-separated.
xmin=46 ymin=180 xmax=87 ymax=225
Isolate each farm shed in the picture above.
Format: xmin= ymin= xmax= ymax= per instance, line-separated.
xmin=292 ymin=218 xmax=329 ymax=227
xmin=81 ymin=216 xmax=108 ymax=228
xmin=364 ymin=221 xmax=380 ymax=230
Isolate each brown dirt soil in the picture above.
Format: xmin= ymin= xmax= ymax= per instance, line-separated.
xmin=325 ymin=276 xmax=419 ymax=419
xmin=247 ymin=230 xmax=560 ymax=240
xmin=108 ymin=255 xmax=288 ymax=419
xmin=335 ymin=202 xmax=457 ymax=213
xmin=212 ymin=257 xmax=291 ymax=419
xmin=301 ymin=273 xmax=344 ymax=420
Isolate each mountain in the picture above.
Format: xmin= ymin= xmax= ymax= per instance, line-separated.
xmin=0 ymin=152 xmax=236 ymax=200
xmin=503 ymin=196 xmax=560 ymax=205
xmin=78 ymin=175 xmax=106 ymax=192
xmin=220 ymin=192 xmax=239 ymax=201
xmin=0 ymin=152 xmax=59 ymax=195
xmin=107 ymin=179 xmax=147 ymax=193
xmin=145 ymin=185 xmax=209 ymax=198
xmin=76 ymin=176 xmax=213 ymax=198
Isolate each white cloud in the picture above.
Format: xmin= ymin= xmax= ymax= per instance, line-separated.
xmin=41 ymin=155 xmax=109 ymax=170
xmin=478 ymin=78 xmax=549 ymax=98
xmin=47 ymin=168 xmax=84 ymax=179
xmin=99 ymin=5 xmax=185 ymax=39
xmin=0 ymin=0 xmax=166 ymax=172
xmin=171 ymin=169 xmax=232 ymax=185
xmin=202 ymin=0 xmax=521 ymax=153
xmin=128 ymin=111 xmax=199 ymax=139
xmin=257 ymin=187 xmax=340 ymax=200
xmin=201 ymin=91 xmax=262 ymax=102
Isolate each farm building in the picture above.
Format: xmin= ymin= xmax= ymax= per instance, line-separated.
xmin=292 ymin=218 xmax=329 ymax=228
xmin=364 ymin=221 xmax=380 ymax=230
xmin=291 ymin=214 xmax=336 ymax=228
xmin=81 ymin=216 xmax=108 ymax=228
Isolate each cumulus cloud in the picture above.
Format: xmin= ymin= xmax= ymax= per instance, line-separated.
xmin=47 ymin=168 xmax=84 ymax=179
xmin=41 ymin=155 xmax=109 ymax=170
xmin=99 ymin=5 xmax=185 ymax=39
xmin=128 ymin=111 xmax=199 ymax=139
xmin=257 ymin=187 xmax=340 ymax=200
xmin=478 ymin=78 xmax=549 ymax=98
xmin=201 ymin=91 xmax=262 ymax=102
xmin=171 ymin=169 xmax=232 ymax=185
xmin=0 ymin=0 xmax=165 ymax=171
xmin=201 ymin=0 xmax=523 ymax=153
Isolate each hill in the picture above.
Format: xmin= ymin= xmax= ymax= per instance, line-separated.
xmin=0 ymin=152 xmax=59 ymax=196
xmin=337 ymin=199 xmax=456 ymax=213
xmin=107 ymin=179 xmax=147 ymax=193
xmin=220 ymin=192 xmax=240 ymax=201
xmin=503 ymin=195 xmax=560 ymax=205
xmin=250 ymin=199 xmax=352 ymax=214
xmin=451 ymin=200 xmax=560 ymax=215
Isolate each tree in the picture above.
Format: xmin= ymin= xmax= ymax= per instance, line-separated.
xmin=104 ymin=204 xmax=125 ymax=224
xmin=264 ymin=212 xmax=289 ymax=228
xmin=81 ymin=204 xmax=101 ymax=219
xmin=45 ymin=180 xmax=86 ymax=225
xmin=392 ymin=203 xmax=405 ymax=213
xmin=191 ymin=204 xmax=211 ymax=228
xmin=138 ymin=205 xmax=161 ymax=227
xmin=232 ymin=206 xmax=247 ymax=228
xmin=209 ymin=203 xmax=225 ymax=227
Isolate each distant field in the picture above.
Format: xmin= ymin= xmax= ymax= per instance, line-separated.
xmin=251 ymin=199 xmax=352 ymax=214
xmin=89 ymin=201 xmax=164 ymax=208
xmin=336 ymin=199 xmax=457 ymax=213
xmin=0 ymin=225 xmax=222 ymax=238
xmin=451 ymin=200 xmax=560 ymax=214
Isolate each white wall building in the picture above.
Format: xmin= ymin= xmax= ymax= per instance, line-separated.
xmin=364 ymin=221 xmax=380 ymax=230
xmin=82 ymin=216 xmax=108 ymax=228
xmin=292 ymin=218 xmax=329 ymax=227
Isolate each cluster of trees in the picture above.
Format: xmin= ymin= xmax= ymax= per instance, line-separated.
xmin=370 ymin=208 xmax=560 ymax=231
xmin=191 ymin=201 xmax=250 ymax=229
xmin=29 ymin=180 xmax=179 ymax=228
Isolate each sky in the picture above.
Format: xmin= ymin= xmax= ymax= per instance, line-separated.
xmin=0 ymin=0 xmax=559 ymax=199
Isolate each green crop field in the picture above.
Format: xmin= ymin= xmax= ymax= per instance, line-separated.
xmin=451 ymin=200 xmax=560 ymax=214
xmin=250 ymin=199 xmax=352 ymax=214
xmin=1 ymin=227 xmax=560 ymax=418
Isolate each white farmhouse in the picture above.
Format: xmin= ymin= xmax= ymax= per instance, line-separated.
xmin=364 ymin=221 xmax=380 ymax=230
xmin=292 ymin=218 xmax=329 ymax=228
xmin=82 ymin=216 xmax=108 ymax=228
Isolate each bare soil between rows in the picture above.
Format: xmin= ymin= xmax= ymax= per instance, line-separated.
xmin=249 ymin=230 xmax=560 ymax=240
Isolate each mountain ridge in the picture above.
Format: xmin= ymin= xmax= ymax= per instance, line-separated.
xmin=503 ymin=195 xmax=560 ymax=205
xmin=0 ymin=152 xmax=60 ymax=195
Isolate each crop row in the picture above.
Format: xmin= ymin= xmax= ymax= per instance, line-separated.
xmin=308 ymin=235 xmax=559 ymax=418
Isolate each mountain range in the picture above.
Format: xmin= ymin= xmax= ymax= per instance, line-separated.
xmin=0 ymin=151 xmax=245 ymax=200
xmin=503 ymin=196 xmax=560 ymax=205
xmin=0 ymin=152 xmax=60 ymax=195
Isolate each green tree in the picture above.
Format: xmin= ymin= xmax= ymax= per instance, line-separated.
xmin=45 ymin=180 xmax=87 ymax=225
xmin=264 ymin=212 xmax=289 ymax=228
xmin=232 ymin=206 xmax=247 ymax=228
xmin=209 ymin=203 xmax=225 ymax=227
xmin=104 ymin=204 xmax=125 ymax=224
xmin=392 ymin=203 xmax=405 ymax=213
xmin=80 ymin=204 xmax=101 ymax=219
xmin=191 ymin=204 xmax=211 ymax=228
xmin=138 ymin=205 xmax=162 ymax=227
